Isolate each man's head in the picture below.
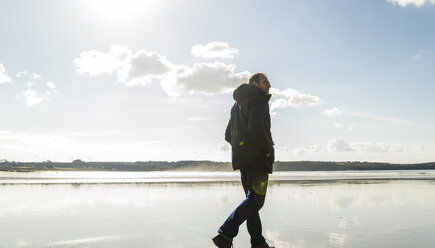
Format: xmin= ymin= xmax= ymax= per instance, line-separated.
xmin=248 ymin=73 xmax=271 ymax=94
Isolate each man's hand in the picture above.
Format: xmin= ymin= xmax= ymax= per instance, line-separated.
xmin=266 ymin=153 xmax=271 ymax=157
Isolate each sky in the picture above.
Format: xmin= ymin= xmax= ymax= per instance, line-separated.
xmin=1 ymin=0 xmax=434 ymax=163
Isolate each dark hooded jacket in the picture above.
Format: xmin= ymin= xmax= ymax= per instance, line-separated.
xmin=225 ymin=84 xmax=274 ymax=173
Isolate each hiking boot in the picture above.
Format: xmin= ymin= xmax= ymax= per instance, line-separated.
xmin=212 ymin=234 xmax=233 ymax=248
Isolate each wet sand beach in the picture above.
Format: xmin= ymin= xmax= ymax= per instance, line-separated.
xmin=1 ymin=171 xmax=435 ymax=248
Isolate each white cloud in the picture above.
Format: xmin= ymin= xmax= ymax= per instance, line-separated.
xmin=324 ymin=108 xmax=342 ymax=116
xmin=278 ymin=146 xmax=289 ymax=153
xmin=107 ymin=45 xmax=131 ymax=61
xmin=16 ymin=71 xmax=27 ymax=78
xmin=270 ymin=88 xmax=323 ymax=108
xmin=75 ymin=46 xmax=173 ymax=87
xmin=71 ymin=45 xmax=321 ymax=102
xmin=191 ymin=42 xmax=239 ymax=59
xmin=18 ymin=88 xmax=50 ymax=106
xmin=289 ymin=91 xmax=323 ymax=107
xmin=348 ymin=124 xmax=357 ymax=131
xmin=387 ymin=0 xmax=435 ymax=7
xmin=25 ymin=81 xmax=35 ymax=87
xmin=15 ymin=72 xmax=56 ymax=106
xmin=74 ymin=46 xmax=251 ymax=95
xmin=218 ymin=141 xmax=230 ymax=153
xmin=333 ymin=123 xmax=356 ymax=130
xmin=310 ymin=144 xmax=322 ymax=152
xmin=269 ymin=88 xmax=323 ymax=116
xmin=293 ymin=144 xmax=322 ymax=156
xmin=327 ymin=138 xmax=405 ymax=153
xmin=30 ymin=73 xmax=41 ymax=80
xmin=293 ymin=147 xmax=309 ymax=157
xmin=327 ymin=139 xmax=353 ymax=152
xmin=0 ymin=63 xmax=12 ymax=84
xmin=270 ymin=98 xmax=288 ymax=111
xmin=333 ymin=123 xmax=344 ymax=129
xmin=160 ymin=62 xmax=250 ymax=96
xmin=411 ymin=54 xmax=422 ymax=61
xmin=46 ymin=81 xmax=56 ymax=90
xmin=117 ymin=50 xmax=173 ymax=86
xmin=73 ymin=47 xmax=125 ymax=76
xmin=350 ymin=142 xmax=404 ymax=153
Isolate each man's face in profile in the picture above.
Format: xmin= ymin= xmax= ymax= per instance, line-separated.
xmin=254 ymin=75 xmax=271 ymax=94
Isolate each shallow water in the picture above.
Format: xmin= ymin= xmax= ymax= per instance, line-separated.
xmin=1 ymin=171 xmax=435 ymax=248
xmin=2 ymin=170 xmax=435 ymax=184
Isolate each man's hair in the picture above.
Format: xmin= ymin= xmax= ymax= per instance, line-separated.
xmin=248 ymin=73 xmax=268 ymax=85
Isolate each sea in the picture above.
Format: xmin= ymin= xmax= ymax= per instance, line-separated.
xmin=1 ymin=170 xmax=435 ymax=248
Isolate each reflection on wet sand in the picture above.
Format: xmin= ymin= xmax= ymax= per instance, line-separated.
xmin=1 ymin=172 xmax=435 ymax=247
xmin=2 ymin=170 xmax=435 ymax=185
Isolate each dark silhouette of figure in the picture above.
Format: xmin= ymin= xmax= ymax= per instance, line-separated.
xmin=213 ymin=73 xmax=275 ymax=248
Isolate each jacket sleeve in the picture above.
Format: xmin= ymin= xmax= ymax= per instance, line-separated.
xmin=225 ymin=118 xmax=232 ymax=144
xmin=248 ymin=97 xmax=272 ymax=154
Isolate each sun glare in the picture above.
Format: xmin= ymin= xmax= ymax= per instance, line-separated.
xmin=85 ymin=0 xmax=156 ymax=22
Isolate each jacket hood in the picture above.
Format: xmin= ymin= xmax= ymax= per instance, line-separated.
xmin=233 ymin=83 xmax=271 ymax=102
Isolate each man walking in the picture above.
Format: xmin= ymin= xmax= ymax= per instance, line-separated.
xmin=213 ymin=73 xmax=275 ymax=248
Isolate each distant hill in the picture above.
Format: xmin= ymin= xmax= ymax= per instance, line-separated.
xmin=274 ymin=161 xmax=435 ymax=171
xmin=1 ymin=160 xmax=435 ymax=172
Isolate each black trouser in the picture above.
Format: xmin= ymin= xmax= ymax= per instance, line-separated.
xmin=218 ymin=166 xmax=269 ymax=248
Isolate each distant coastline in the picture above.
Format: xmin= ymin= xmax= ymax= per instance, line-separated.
xmin=1 ymin=160 xmax=435 ymax=172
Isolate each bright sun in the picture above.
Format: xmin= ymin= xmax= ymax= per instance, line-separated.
xmin=85 ymin=0 xmax=156 ymax=21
